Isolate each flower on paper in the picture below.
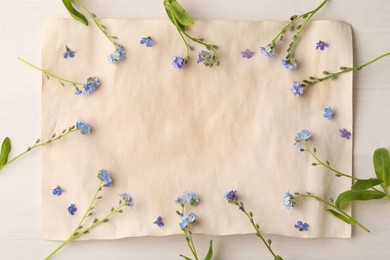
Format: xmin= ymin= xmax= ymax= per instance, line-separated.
xmin=179 ymin=213 xmax=197 ymax=230
xmin=67 ymin=203 xmax=77 ymax=215
xmin=52 ymin=186 xmax=64 ymax=196
xmin=316 ymin=41 xmax=329 ymax=51
xmin=197 ymin=50 xmax=214 ymax=67
xmin=282 ymin=58 xmax=298 ymax=70
xmin=119 ymin=193 xmax=135 ymax=208
xmin=82 ymin=77 xmax=100 ymax=95
xmin=107 ymin=45 xmax=126 ymax=63
xmin=323 ymin=106 xmax=334 ymax=120
xmin=63 ymin=46 xmax=75 ymax=59
xmin=182 ymin=191 xmax=199 ymax=206
xmin=283 ymin=192 xmax=296 ymax=210
xmin=260 ymin=44 xmax=275 ymax=57
xmin=97 ymin=169 xmax=112 ymax=187
xmin=224 ymin=190 xmax=238 ymax=202
xmin=291 ymin=81 xmax=304 ymax=96
xmin=172 ymin=56 xmax=185 ymax=69
xmin=339 ymin=128 xmax=351 ymax=140
xmin=140 ymin=37 xmax=154 ymax=47
xmin=241 ymin=49 xmax=254 ymax=59
xmin=76 ymin=121 xmax=91 ymax=135
xmin=295 ymin=129 xmax=312 ymax=143
xmin=153 ymin=216 xmax=164 ymax=228
xmin=294 ymin=221 xmax=309 ymax=231
xmin=75 ymin=89 xmax=82 ymax=95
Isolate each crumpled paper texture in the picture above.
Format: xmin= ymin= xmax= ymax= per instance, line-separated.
xmin=41 ymin=19 xmax=352 ymax=240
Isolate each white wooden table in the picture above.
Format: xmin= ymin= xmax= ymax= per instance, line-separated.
xmin=0 ymin=0 xmax=390 ymax=259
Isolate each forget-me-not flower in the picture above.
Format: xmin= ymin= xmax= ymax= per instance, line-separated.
xmin=140 ymin=37 xmax=155 ymax=47
xmin=67 ymin=203 xmax=77 ymax=215
xmin=52 ymin=186 xmax=64 ymax=196
xmin=323 ymin=106 xmax=334 ymax=120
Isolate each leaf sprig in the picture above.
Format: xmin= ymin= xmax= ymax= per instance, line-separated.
xmin=164 ymin=0 xmax=219 ymax=67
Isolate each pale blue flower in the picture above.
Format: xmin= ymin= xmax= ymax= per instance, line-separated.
xmin=282 ymin=58 xmax=297 ymax=70
xmin=197 ymin=50 xmax=214 ymax=66
xmin=76 ymin=121 xmax=91 ymax=135
xmin=179 ymin=213 xmax=197 ymax=229
xmin=323 ymin=106 xmax=334 ymax=120
xmin=182 ymin=191 xmax=199 ymax=206
xmin=224 ymin=190 xmax=238 ymax=201
xmin=172 ymin=56 xmax=185 ymax=69
xmin=291 ymin=81 xmax=304 ymax=96
xmin=294 ymin=129 xmax=312 ymax=143
xmin=140 ymin=37 xmax=154 ymax=47
xmin=97 ymin=169 xmax=112 ymax=187
xmin=283 ymin=192 xmax=296 ymax=210
xmin=82 ymin=77 xmax=100 ymax=95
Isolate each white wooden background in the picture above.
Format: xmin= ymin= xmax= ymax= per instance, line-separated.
xmin=0 ymin=0 xmax=390 ymax=259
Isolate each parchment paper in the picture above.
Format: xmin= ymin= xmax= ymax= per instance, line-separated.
xmin=41 ymin=19 xmax=353 ymax=240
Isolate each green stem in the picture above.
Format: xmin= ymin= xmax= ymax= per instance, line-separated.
xmin=0 ymin=129 xmax=79 ymax=170
xmin=70 ymin=182 xmax=104 ymax=237
xmin=188 ymin=229 xmax=199 ymax=260
xmin=18 ymin=57 xmax=84 ymax=86
xmin=304 ymin=52 xmax=390 ymax=87
xmin=167 ymin=9 xmax=191 ymax=60
xmin=303 ymin=141 xmax=358 ymax=180
xmin=242 ymin=208 xmax=277 ymax=258
xmin=182 ymin=31 xmax=219 ymax=66
xmin=295 ymin=194 xmax=370 ymax=232
xmin=45 ymin=203 xmax=125 ymax=260
xmin=73 ymin=0 xmax=118 ymax=48
xmin=287 ymin=0 xmax=329 ymax=60
xmin=180 ymin=203 xmax=198 ymax=260
xmin=72 ymin=0 xmax=117 ymax=47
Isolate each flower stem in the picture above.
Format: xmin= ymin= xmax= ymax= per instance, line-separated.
xmin=180 ymin=204 xmax=199 ymax=260
xmin=72 ymin=0 xmax=117 ymax=47
xmin=0 ymin=128 xmax=79 ymax=171
xmin=182 ymin=31 xmax=219 ymax=66
xmin=303 ymin=141 xmax=357 ymax=180
xmin=295 ymin=194 xmax=370 ymax=232
xmin=286 ymin=0 xmax=329 ymax=60
xmin=45 ymin=203 xmax=126 ymax=259
xmin=303 ymin=52 xmax=390 ymax=87
xmin=17 ymin=57 xmax=84 ymax=86
xmin=241 ymin=207 xmax=277 ymax=258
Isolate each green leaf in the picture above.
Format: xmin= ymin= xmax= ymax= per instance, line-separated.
xmin=179 ymin=255 xmax=192 ymax=260
xmin=170 ymin=0 xmax=194 ymax=27
xmin=0 ymin=137 xmax=11 ymax=168
xmin=62 ymin=0 xmax=88 ymax=26
xmin=275 ymin=256 xmax=284 ymax=260
xmin=351 ymin=178 xmax=383 ymax=191
xmin=326 ymin=209 xmax=356 ymax=225
xmin=204 ymin=240 xmax=213 ymax=260
xmin=373 ymin=148 xmax=390 ymax=189
xmin=335 ymin=190 xmax=385 ymax=209
xmin=164 ymin=2 xmax=186 ymax=31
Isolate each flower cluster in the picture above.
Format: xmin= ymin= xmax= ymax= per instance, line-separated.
xmin=76 ymin=121 xmax=91 ymax=135
xmin=98 ymin=169 xmax=112 ymax=187
xmin=107 ymin=45 xmax=126 ymax=63
xmin=282 ymin=58 xmax=298 ymax=70
xmin=76 ymin=77 xmax=100 ymax=95
xmin=241 ymin=49 xmax=254 ymax=59
xmin=120 ymin=193 xmax=135 ymax=208
xmin=197 ymin=50 xmax=217 ymax=67
xmin=179 ymin=213 xmax=197 ymax=229
xmin=140 ymin=37 xmax=155 ymax=47
xmin=291 ymin=81 xmax=304 ymax=96
xmin=172 ymin=56 xmax=185 ymax=69
xmin=260 ymin=44 xmax=275 ymax=58
xmin=175 ymin=191 xmax=199 ymax=206
xmin=283 ymin=192 xmax=296 ymax=210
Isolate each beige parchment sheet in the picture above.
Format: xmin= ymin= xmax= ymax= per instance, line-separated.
xmin=41 ymin=19 xmax=353 ymax=240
